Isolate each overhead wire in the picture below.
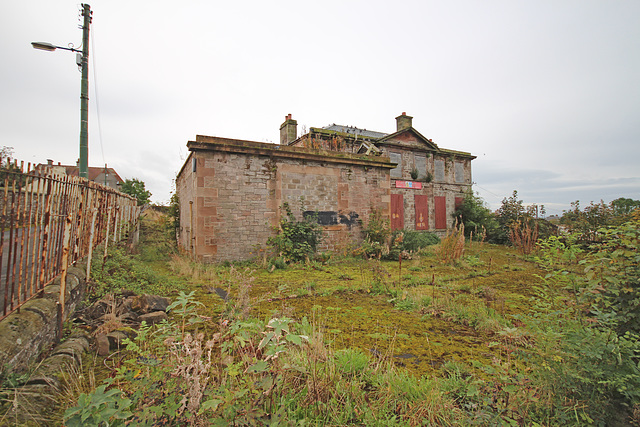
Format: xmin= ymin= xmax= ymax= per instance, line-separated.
xmin=90 ymin=19 xmax=107 ymax=168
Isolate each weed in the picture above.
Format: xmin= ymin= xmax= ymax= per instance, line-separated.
xmin=268 ymin=201 xmax=323 ymax=263
xmin=464 ymin=254 xmax=484 ymax=267
xmin=509 ymin=220 xmax=539 ymax=255
xmin=360 ymin=208 xmax=391 ymax=259
xmin=335 ymin=349 xmax=370 ymax=376
xmin=64 ymin=385 xmax=132 ymax=427
xmin=436 ymin=220 xmax=465 ymax=263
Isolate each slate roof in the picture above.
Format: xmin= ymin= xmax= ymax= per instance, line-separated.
xmin=322 ymin=124 xmax=388 ymax=139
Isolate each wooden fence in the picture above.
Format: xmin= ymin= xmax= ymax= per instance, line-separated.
xmin=0 ymin=160 xmax=140 ymax=321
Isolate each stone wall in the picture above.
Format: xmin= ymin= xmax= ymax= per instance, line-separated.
xmin=177 ymin=137 xmax=393 ymax=262
xmin=0 ymin=264 xmax=86 ymax=374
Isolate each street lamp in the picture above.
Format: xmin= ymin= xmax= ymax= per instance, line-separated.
xmin=32 ymin=4 xmax=92 ymax=179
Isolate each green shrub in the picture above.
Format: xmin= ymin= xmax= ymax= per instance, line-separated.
xmin=395 ymin=229 xmax=440 ymax=252
xmin=268 ymin=202 xmax=323 ymax=263
xmin=583 ymin=212 xmax=640 ymax=335
xmin=360 ymin=208 xmax=391 ymax=259
xmin=453 ymin=190 xmax=500 ymax=242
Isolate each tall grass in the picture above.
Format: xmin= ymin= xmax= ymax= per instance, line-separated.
xmin=508 ymin=220 xmax=539 ymax=255
xmin=436 ymin=221 xmax=465 ymax=263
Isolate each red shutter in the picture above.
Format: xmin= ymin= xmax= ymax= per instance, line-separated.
xmin=391 ymin=194 xmax=404 ymax=230
xmin=455 ymin=197 xmax=464 ymax=211
xmin=415 ymin=195 xmax=429 ymax=230
xmin=434 ymin=196 xmax=447 ymax=229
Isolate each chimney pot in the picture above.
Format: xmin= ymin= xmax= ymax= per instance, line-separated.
xmin=280 ymin=113 xmax=298 ymax=145
xmin=395 ymin=112 xmax=413 ymax=131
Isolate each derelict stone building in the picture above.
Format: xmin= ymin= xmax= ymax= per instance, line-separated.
xmin=176 ymin=113 xmax=475 ymax=262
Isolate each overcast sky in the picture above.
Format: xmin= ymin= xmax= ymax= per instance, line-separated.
xmin=2 ymin=0 xmax=638 ymax=215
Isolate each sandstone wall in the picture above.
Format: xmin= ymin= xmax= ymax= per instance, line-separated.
xmin=177 ymin=138 xmax=393 ymax=262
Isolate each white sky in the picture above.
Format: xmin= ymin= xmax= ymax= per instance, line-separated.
xmin=2 ymin=0 xmax=638 ymax=215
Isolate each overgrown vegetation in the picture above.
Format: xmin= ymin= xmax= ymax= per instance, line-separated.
xmin=10 ymin=193 xmax=639 ymax=425
xmin=560 ymin=197 xmax=640 ymax=244
xmin=267 ymin=201 xmax=323 ymax=263
xmin=453 ymin=190 xmax=499 ymax=242
xmin=360 ymin=208 xmax=439 ymax=260
xmin=436 ymin=220 xmax=465 ymax=263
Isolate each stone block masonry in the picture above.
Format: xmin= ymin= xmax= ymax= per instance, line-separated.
xmin=177 ymin=136 xmax=394 ymax=262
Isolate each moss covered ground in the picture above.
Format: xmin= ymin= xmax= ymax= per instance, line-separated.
xmin=172 ymin=236 xmax=546 ymax=378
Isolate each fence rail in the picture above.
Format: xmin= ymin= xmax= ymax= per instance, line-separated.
xmin=1 ymin=159 xmax=140 ymax=321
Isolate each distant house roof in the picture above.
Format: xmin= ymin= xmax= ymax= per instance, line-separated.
xmin=61 ymin=165 xmax=124 ymax=184
xmin=322 ymin=124 xmax=388 ymax=139
xmin=35 ymin=161 xmax=124 ymax=186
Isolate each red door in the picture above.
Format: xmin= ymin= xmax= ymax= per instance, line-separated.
xmin=391 ymin=194 xmax=404 ymax=230
xmin=415 ymin=195 xmax=429 ymax=230
xmin=434 ymin=196 xmax=447 ymax=229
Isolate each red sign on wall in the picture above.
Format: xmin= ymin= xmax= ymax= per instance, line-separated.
xmin=395 ymin=180 xmax=422 ymax=189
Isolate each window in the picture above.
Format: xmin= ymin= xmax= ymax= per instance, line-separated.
xmin=434 ymin=159 xmax=445 ymax=181
xmin=415 ymin=154 xmax=427 ymax=180
xmin=455 ymin=162 xmax=464 ymax=183
xmin=389 ymin=152 xmax=402 ymax=179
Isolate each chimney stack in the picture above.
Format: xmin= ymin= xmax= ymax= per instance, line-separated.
xmin=395 ymin=112 xmax=413 ymax=131
xmin=279 ymin=114 xmax=298 ymax=145
xmin=47 ymin=159 xmax=53 ymax=166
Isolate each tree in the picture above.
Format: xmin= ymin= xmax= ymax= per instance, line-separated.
xmin=559 ymin=199 xmax=638 ymax=243
xmin=121 ymin=178 xmax=151 ymax=206
xmin=168 ymin=192 xmax=179 ymax=239
xmin=453 ymin=190 xmax=499 ymax=242
xmin=495 ymin=190 xmax=556 ymax=245
xmin=0 ymin=146 xmax=24 ymax=187
xmin=610 ymin=197 xmax=640 ymax=218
